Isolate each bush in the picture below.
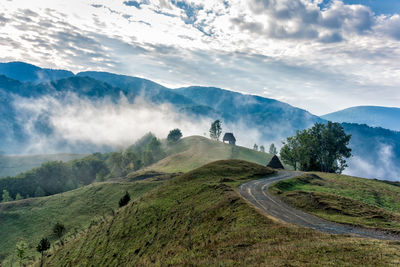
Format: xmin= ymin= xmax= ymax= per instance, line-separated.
xmin=119 ymin=191 xmax=131 ymax=207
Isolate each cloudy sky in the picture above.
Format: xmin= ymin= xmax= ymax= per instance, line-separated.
xmin=1 ymin=0 xmax=400 ymax=115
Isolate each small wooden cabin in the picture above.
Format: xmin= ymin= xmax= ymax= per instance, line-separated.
xmin=267 ymin=155 xmax=284 ymax=169
xmin=223 ymin=133 xmax=236 ymax=145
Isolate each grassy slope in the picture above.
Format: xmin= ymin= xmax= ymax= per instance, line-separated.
xmin=145 ymin=135 xmax=274 ymax=173
xmin=270 ymin=173 xmax=400 ymax=231
xmin=0 ymin=153 xmax=86 ymax=178
xmin=0 ymin=179 xmax=162 ymax=266
xmin=45 ymin=160 xmax=400 ymax=266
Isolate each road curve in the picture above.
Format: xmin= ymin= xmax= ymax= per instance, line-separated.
xmin=239 ymin=171 xmax=400 ymax=241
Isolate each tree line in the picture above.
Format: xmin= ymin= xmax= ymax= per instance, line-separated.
xmin=0 ymin=131 xmax=184 ymax=202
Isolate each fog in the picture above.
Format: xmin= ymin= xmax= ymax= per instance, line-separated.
xmin=345 ymin=144 xmax=400 ymax=181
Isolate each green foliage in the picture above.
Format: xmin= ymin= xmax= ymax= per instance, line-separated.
xmin=36 ymin=238 xmax=50 ymax=254
xmin=167 ymin=128 xmax=182 ymax=143
xmin=15 ymin=193 xmax=23 ymax=200
xmin=253 ymin=143 xmax=258 ymax=151
xmin=259 ymin=145 xmax=265 ymax=153
xmin=269 ymin=143 xmax=277 ymax=155
xmin=209 ymin=119 xmax=222 ymax=140
xmin=2 ymin=189 xmax=12 ymax=202
xmin=16 ymin=240 xmax=27 ymax=267
xmin=281 ymin=122 xmax=351 ymax=173
xmin=0 ymin=134 xmax=166 ymax=201
xmin=53 ymin=222 xmax=66 ymax=245
xmin=118 ymin=191 xmax=131 ymax=207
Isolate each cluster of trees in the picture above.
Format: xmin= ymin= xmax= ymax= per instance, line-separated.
xmin=0 ymin=132 xmax=180 ymax=202
xmin=253 ymin=143 xmax=278 ymax=155
xmin=280 ymin=122 xmax=352 ymax=173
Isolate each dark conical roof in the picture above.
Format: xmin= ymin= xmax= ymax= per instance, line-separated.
xmin=267 ymin=155 xmax=284 ymax=169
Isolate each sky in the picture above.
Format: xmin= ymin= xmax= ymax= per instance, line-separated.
xmin=1 ymin=0 xmax=400 ymax=115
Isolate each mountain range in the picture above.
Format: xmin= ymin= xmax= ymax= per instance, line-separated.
xmin=0 ymin=61 xmax=399 ymax=180
xmin=322 ymin=106 xmax=400 ymax=132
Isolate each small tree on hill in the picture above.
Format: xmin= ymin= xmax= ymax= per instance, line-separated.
xmin=269 ymin=143 xmax=278 ymax=155
xmin=119 ymin=191 xmax=131 ymax=207
xmin=53 ymin=222 xmax=66 ymax=245
xmin=260 ymin=145 xmax=265 ymax=153
xmin=209 ymin=120 xmax=222 ymax=140
xmin=15 ymin=193 xmax=23 ymax=201
xmin=16 ymin=240 xmax=27 ymax=267
xmin=2 ymin=189 xmax=12 ymax=202
xmin=167 ymin=129 xmax=183 ymax=143
xmin=36 ymin=237 xmax=50 ymax=267
xmin=253 ymin=144 xmax=258 ymax=151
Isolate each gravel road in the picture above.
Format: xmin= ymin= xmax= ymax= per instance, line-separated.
xmin=239 ymin=171 xmax=400 ymax=241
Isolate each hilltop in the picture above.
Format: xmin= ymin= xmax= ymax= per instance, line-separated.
xmin=143 ymin=135 xmax=275 ymax=173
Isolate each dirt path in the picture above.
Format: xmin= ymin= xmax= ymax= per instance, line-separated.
xmin=239 ymin=171 xmax=400 ymax=241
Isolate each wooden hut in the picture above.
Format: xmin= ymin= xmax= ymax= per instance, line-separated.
xmin=267 ymin=155 xmax=284 ymax=169
xmin=223 ymin=133 xmax=236 ymax=145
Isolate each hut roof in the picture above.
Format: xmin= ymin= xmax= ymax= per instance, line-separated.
xmin=267 ymin=155 xmax=284 ymax=169
xmin=223 ymin=133 xmax=236 ymax=141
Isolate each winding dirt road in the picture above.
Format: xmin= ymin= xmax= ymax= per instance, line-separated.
xmin=239 ymin=171 xmax=400 ymax=240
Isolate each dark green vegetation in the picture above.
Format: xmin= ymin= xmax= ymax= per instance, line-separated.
xmin=281 ymin=122 xmax=351 ymax=173
xmin=0 ymin=133 xmax=163 ymax=201
xmin=209 ymin=119 xmax=222 ymax=140
xmin=0 ymin=179 xmax=162 ymax=266
xmin=322 ymin=106 xmax=400 ymax=132
xmin=44 ymin=160 xmax=400 ymax=266
xmin=0 ymin=153 xmax=86 ymax=178
xmin=270 ymin=173 xmax=400 ymax=232
xmin=167 ymin=128 xmax=182 ymax=143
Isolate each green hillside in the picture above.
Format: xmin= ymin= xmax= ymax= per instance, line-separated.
xmin=270 ymin=173 xmax=400 ymax=232
xmin=44 ymin=160 xmax=400 ymax=266
xmin=0 ymin=179 xmax=164 ymax=266
xmin=143 ymin=135 xmax=274 ymax=173
xmin=0 ymin=153 xmax=86 ymax=178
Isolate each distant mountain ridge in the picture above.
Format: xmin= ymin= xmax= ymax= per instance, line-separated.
xmin=0 ymin=62 xmax=74 ymax=84
xmin=322 ymin=106 xmax=400 ymax=132
xmin=0 ymin=61 xmax=400 ymax=180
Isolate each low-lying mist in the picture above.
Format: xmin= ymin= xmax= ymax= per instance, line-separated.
xmin=9 ymin=93 xmax=400 ymax=181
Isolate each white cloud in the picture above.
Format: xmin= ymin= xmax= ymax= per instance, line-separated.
xmin=1 ymin=0 xmax=400 ymax=114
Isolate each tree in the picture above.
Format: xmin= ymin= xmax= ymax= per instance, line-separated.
xmin=269 ymin=143 xmax=278 ymax=155
xmin=53 ymin=222 xmax=66 ymax=245
xmin=16 ymin=240 xmax=27 ymax=267
xmin=167 ymin=129 xmax=183 ymax=143
xmin=209 ymin=120 xmax=222 ymax=140
xmin=253 ymin=144 xmax=258 ymax=151
xmin=280 ymin=122 xmax=351 ymax=173
xmin=280 ymin=136 xmax=300 ymax=170
xmin=15 ymin=193 xmax=23 ymax=201
xmin=2 ymin=189 xmax=12 ymax=202
xmin=119 ymin=191 xmax=131 ymax=207
xmin=34 ymin=186 xmax=45 ymax=197
xmin=36 ymin=237 xmax=50 ymax=267
xmin=259 ymin=145 xmax=265 ymax=153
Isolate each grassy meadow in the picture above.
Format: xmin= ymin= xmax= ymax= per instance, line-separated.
xmin=0 ymin=179 xmax=163 ymax=266
xmin=145 ymin=135 xmax=274 ymax=173
xmin=43 ymin=160 xmax=400 ymax=266
xmin=270 ymin=173 xmax=400 ymax=232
